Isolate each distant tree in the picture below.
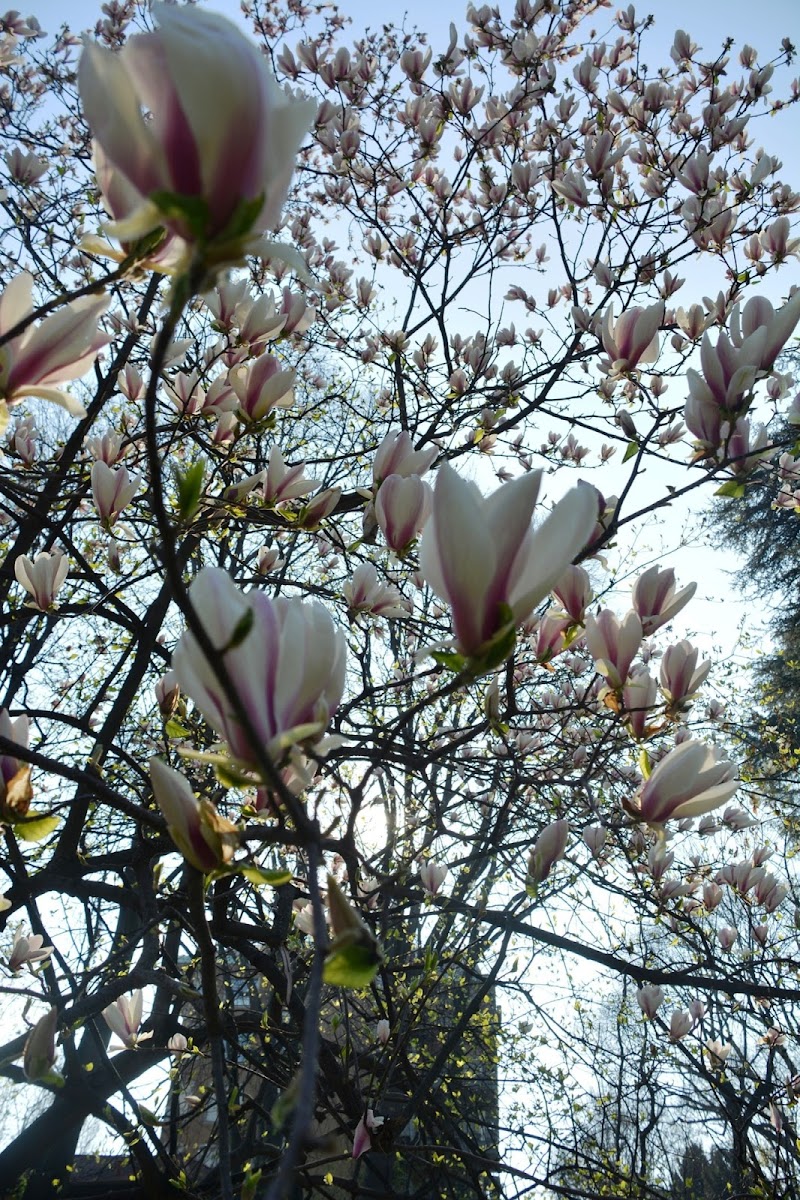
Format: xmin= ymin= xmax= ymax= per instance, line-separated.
xmin=670 ymin=1142 xmax=742 ymax=1200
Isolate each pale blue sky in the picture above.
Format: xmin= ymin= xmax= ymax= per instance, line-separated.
xmin=32 ymin=0 xmax=800 ymax=56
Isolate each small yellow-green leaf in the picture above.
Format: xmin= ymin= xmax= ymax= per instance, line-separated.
xmin=714 ymin=480 xmax=746 ymax=499
xmin=164 ymin=719 xmax=191 ymax=738
xmin=622 ymin=440 xmax=638 ymax=463
xmin=15 ymin=813 xmax=60 ymax=842
xmin=431 ymin=650 xmax=466 ymax=673
xmin=323 ymin=942 xmax=381 ymax=988
xmin=239 ymin=865 xmax=292 ymax=888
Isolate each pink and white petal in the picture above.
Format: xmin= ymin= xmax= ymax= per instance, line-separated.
xmin=510 ymin=485 xmax=597 ymax=619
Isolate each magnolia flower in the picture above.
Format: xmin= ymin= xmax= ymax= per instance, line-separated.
xmin=669 ymin=1010 xmax=693 ymax=1042
xmin=102 ymin=989 xmax=152 ymax=1049
xmin=298 ymin=487 xmax=341 ymax=529
xmin=172 ymin=568 xmax=346 ymax=765
xmin=262 ymin=445 xmax=318 ymax=505
xmin=631 ymin=566 xmax=696 ymax=635
xmin=229 ymin=355 xmax=295 ymax=424
xmin=86 ymin=430 xmax=125 ymax=466
xmin=718 ymin=926 xmax=738 ymax=952
xmin=7 ymin=927 xmax=53 ymax=973
xmin=419 ymin=464 xmax=597 ymax=661
xmin=5 ymin=147 xmax=48 ymax=186
xmin=150 ymin=757 xmax=239 ymax=873
xmin=636 ymin=984 xmax=664 ymax=1019
xmin=256 ymin=546 xmax=285 ymax=576
xmin=660 ymin=641 xmax=711 ymax=708
xmin=372 ymin=429 xmax=437 ymax=488
xmin=14 ymin=550 xmax=68 ymax=612
xmin=533 ymin=613 xmax=571 ymax=664
xmin=0 ymin=272 xmax=109 ymax=427
xmin=78 ymin=3 xmax=315 ymax=268
xmin=91 ymin=461 xmax=141 ymax=528
xmin=293 ymin=901 xmax=316 ymax=936
xmin=343 ymin=563 xmax=411 ymax=621
xmin=622 ymin=666 xmax=658 ymax=739
xmin=729 ymin=290 xmax=800 ymax=372
xmin=419 ymin=861 xmax=448 ymax=896
xmin=552 ymin=564 xmax=592 ymax=623
xmin=601 ymin=303 xmax=664 ymax=374
xmin=582 ymin=825 xmax=607 ymax=857
xmin=154 ymin=671 xmax=180 ymax=718
xmin=376 ymin=1019 xmax=390 ymax=1045
xmin=374 ymin=473 xmax=433 ymax=553
xmin=527 ymin=819 xmax=568 ymax=891
xmin=705 ymin=1038 xmax=731 ymax=1069
xmin=628 ymin=740 xmax=739 ymax=827
xmin=353 ymin=1109 xmax=384 ymax=1158
xmin=584 ymin=609 xmax=643 ymax=691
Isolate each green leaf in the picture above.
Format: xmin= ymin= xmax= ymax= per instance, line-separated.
xmin=323 ymin=941 xmax=382 ymax=988
xmin=469 ymin=621 xmax=517 ymax=675
xmin=638 ymin=747 xmax=652 ymax=781
xmin=164 ymin=719 xmax=191 ymax=738
xmin=222 ymin=608 xmax=254 ymax=653
xmin=213 ymin=760 xmax=256 ymax=789
xmin=622 ymin=440 xmax=638 ymax=463
xmin=714 ymin=480 xmax=746 ymax=499
xmin=174 ymin=459 xmax=206 ymax=522
xmin=239 ymin=865 xmax=292 ymax=888
xmin=15 ymin=813 xmax=59 ymax=842
xmin=432 ymin=650 xmax=467 ymax=672
xmin=150 ymin=190 xmax=211 ymax=240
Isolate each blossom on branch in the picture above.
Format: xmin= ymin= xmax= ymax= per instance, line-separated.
xmin=23 ymin=1006 xmax=60 ymax=1082
xmin=631 ymin=566 xmax=696 ymax=635
xmin=149 ymin=757 xmax=239 ymax=873
xmin=0 ymin=709 xmax=31 ymax=820
xmin=172 ymin=568 xmax=346 ymax=766
xmin=91 ymin=462 xmax=141 ymax=529
xmin=374 ymin=473 xmax=433 ymax=553
xmin=78 ymin=3 xmax=316 ymax=272
xmin=7 ymin=926 xmax=52 ymax=973
xmin=14 ymin=550 xmax=68 ymax=612
xmin=343 ymin=563 xmax=411 ymax=621
xmin=418 ymin=463 xmax=597 ymax=664
xmin=0 ymin=272 xmax=109 ymax=429
xmin=627 ymin=740 xmax=739 ymax=828
xmin=584 ymin=609 xmax=643 ymax=691
xmin=372 ymin=429 xmax=437 ymax=488
xmin=102 ymin=989 xmax=152 ymax=1049
xmin=601 ymin=303 xmax=664 ymax=375
xmin=526 ymin=819 xmax=569 ymax=893
xmin=353 ymin=1109 xmax=384 ymax=1158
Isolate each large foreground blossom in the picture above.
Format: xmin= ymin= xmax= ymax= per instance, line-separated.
xmin=418 ymin=464 xmax=597 ymax=661
xmin=628 ymin=740 xmax=739 ymax=827
xmin=0 ymin=273 xmax=109 ymax=427
xmin=78 ymin=3 xmax=316 ymax=266
xmin=172 ymin=568 xmax=346 ymax=765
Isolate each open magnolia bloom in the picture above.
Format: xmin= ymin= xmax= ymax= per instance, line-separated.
xmin=626 ymin=739 xmax=739 ymax=828
xmin=78 ymin=3 xmax=316 ymax=272
xmin=0 ymin=272 xmax=109 ymax=431
xmin=172 ymin=568 xmax=346 ymax=768
xmin=418 ymin=463 xmax=597 ymax=665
